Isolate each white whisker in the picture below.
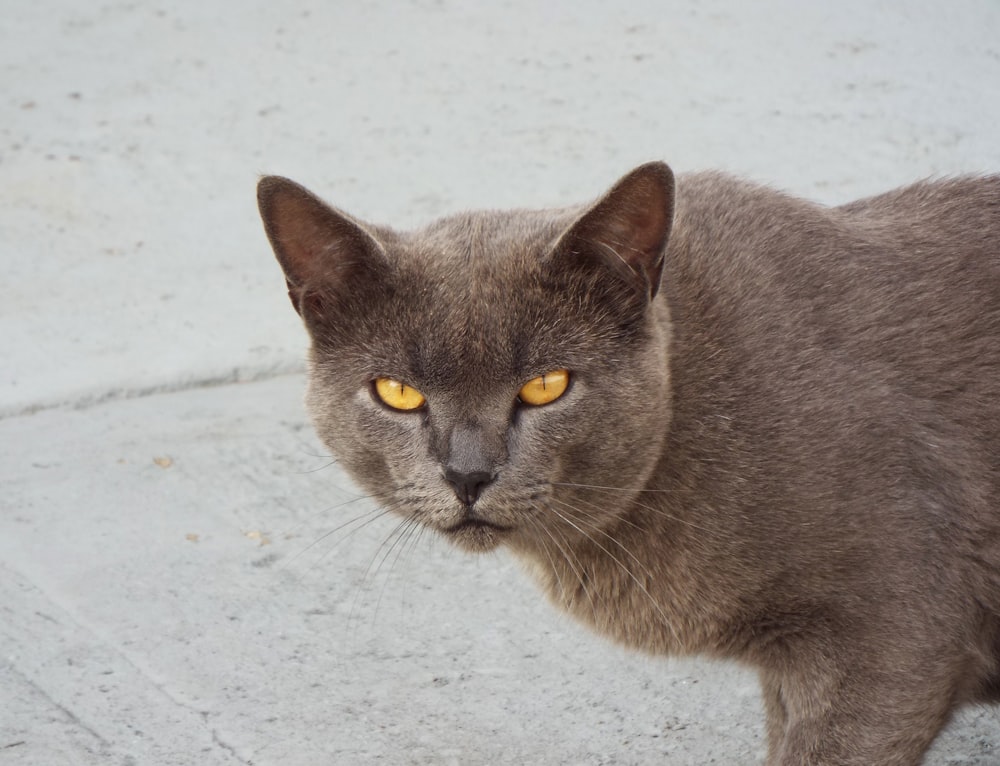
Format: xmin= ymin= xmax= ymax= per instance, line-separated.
xmin=550 ymin=497 xmax=649 ymax=576
xmin=552 ymin=480 xmax=677 ymax=494
xmin=349 ymin=512 xmax=417 ymax=629
xmin=372 ymin=515 xmax=423 ymax=623
xmin=551 ymin=481 xmax=713 ymax=533
xmin=546 ymin=500 xmax=681 ymax=645
xmin=527 ymin=510 xmax=601 ymax=625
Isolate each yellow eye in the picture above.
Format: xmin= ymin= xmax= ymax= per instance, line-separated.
xmin=518 ymin=369 xmax=570 ymax=406
xmin=374 ymin=377 xmax=426 ymax=411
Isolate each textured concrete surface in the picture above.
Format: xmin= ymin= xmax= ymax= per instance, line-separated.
xmin=2 ymin=1 xmax=999 ymax=764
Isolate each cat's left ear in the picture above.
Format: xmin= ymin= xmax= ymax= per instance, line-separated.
xmin=552 ymin=161 xmax=675 ymax=300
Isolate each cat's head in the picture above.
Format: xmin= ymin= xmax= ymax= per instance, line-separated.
xmin=258 ymin=163 xmax=675 ymax=554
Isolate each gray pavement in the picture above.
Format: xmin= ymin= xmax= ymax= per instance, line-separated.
xmin=2 ymin=2 xmax=999 ymax=764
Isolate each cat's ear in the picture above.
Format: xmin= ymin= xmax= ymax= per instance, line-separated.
xmin=257 ymin=176 xmax=387 ymax=317
xmin=551 ymin=162 xmax=675 ymax=300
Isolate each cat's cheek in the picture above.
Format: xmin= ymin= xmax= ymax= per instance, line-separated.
xmin=304 ymin=383 xmax=414 ymax=504
xmin=540 ymin=376 xmax=668 ymax=498
xmin=365 ymin=393 xmax=443 ymax=490
xmin=507 ymin=405 xmax=572 ymax=477
xmin=504 ymin=403 xmax=583 ymax=505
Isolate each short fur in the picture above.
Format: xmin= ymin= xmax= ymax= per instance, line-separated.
xmin=257 ymin=162 xmax=1000 ymax=765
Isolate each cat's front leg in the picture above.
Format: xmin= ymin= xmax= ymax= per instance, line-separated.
xmin=762 ymin=661 xmax=956 ymax=766
xmin=758 ymin=670 xmax=788 ymax=759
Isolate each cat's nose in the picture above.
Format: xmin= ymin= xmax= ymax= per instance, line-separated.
xmin=444 ymin=468 xmax=494 ymax=507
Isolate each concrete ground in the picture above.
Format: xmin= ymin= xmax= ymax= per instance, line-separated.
xmin=2 ymin=1 xmax=999 ymax=764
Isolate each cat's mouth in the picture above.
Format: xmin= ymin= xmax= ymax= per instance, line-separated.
xmin=442 ymin=516 xmax=511 ymax=552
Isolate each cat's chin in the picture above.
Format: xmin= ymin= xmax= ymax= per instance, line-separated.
xmin=441 ymin=518 xmax=511 ymax=553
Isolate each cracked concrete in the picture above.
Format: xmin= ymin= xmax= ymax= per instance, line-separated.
xmin=2 ymin=1 xmax=1000 ymax=764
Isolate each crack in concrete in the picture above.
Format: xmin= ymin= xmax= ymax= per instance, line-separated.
xmin=0 ymin=361 xmax=305 ymax=421
xmin=0 ymin=564 xmax=255 ymax=764
xmin=207 ymin=718 xmax=256 ymax=766
xmin=1 ymin=657 xmax=114 ymax=753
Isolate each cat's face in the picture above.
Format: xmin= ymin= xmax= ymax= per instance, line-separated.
xmin=259 ymin=164 xmax=675 ymax=554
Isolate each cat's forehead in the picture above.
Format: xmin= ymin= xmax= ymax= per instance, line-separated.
xmin=389 ymin=209 xmax=574 ymax=336
xmin=401 ymin=207 xmax=576 ymax=266
xmin=367 ymin=208 xmax=591 ymax=387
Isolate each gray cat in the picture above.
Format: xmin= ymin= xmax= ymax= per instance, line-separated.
xmin=257 ymin=162 xmax=1000 ymax=765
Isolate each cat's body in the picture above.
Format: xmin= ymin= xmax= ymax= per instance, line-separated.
xmin=258 ymin=163 xmax=1000 ymax=765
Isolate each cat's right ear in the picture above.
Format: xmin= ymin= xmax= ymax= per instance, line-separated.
xmin=257 ymin=176 xmax=386 ymax=318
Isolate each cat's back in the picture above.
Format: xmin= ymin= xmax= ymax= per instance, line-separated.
xmin=663 ymin=171 xmax=1000 ymax=605
xmin=666 ymin=172 xmax=1000 ymax=381
xmin=670 ymin=171 xmax=1000 ymax=289
xmin=837 ymin=174 xmax=1000 ymax=255
xmin=665 ymin=174 xmax=1000 ymax=728
xmin=834 ymin=175 xmax=1000 ymax=385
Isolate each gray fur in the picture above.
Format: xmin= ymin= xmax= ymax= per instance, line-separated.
xmin=258 ymin=162 xmax=1000 ymax=765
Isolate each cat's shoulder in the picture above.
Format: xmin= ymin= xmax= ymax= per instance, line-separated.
xmin=835 ymin=175 xmax=1000 ymax=248
xmin=674 ymin=170 xmax=1000 ymax=221
xmin=672 ymin=170 xmax=1000 ymax=254
xmin=672 ymin=171 xmax=835 ymax=238
xmin=836 ymin=174 xmax=1000 ymax=217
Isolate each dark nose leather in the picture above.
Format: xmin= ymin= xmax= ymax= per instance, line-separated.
xmin=444 ymin=468 xmax=494 ymax=507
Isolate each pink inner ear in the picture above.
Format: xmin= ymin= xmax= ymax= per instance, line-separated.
xmin=259 ymin=176 xmax=380 ymax=294
xmin=264 ymin=194 xmax=333 ymax=288
xmin=590 ymin=175 xmax=673 ymax=271
xmin=558 ymin=163 xmax=674 ymax=299
xmin=616 ymin=197 xmax=671 ymax=265
xmin=284 ymin=220 xmax=328 ymax=286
